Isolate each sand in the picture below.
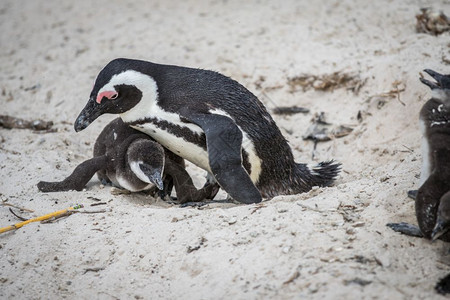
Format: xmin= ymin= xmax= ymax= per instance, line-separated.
xmin=1 ymin=0 xmax=450 ymax=299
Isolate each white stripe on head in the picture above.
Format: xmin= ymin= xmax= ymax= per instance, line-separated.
xmin=99 ymin=70 xmax=204 ymax=135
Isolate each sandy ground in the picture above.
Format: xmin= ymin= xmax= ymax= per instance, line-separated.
xmin=1 ymin=0 xmax=450 ymax=299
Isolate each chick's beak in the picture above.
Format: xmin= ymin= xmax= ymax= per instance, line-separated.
xmin=431 ymin=218 xmax=449 ymax=241
xmin=420 ymin=69 xmax=445 ymax=90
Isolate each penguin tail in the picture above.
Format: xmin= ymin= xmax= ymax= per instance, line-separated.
xmin=303 ymin=160 xmax=341 ymax=188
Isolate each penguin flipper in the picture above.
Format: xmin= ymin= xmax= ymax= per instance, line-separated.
xmin=164 ymin=158 xmax=220 ymax=203
xmin=183 ymin=113 xmax=262 ymax=204
xmin=386 ymin=222 xmax=424 ymax=238
xmin=37 ymin=156 xmax=108 ymax=192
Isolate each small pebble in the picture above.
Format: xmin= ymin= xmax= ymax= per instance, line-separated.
xmin=249 ymin=231 xmax=259 ymax=238
xmin=352 ymin=222 xmax=365 ymax=227
xmin=346 ymin=228 xmax=356 ymax=235
xmin=228 ymin=217 xmax=237 ymax=225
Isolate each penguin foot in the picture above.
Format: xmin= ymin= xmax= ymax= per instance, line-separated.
xmin=203 ymin=182 xmax=220 ymax=200
xmin=100 ymin=178 xmax=112 ymax=186
xmin=407 ymin=190 xmax=418 ymax=200
xmin=386 ymin=222 xmax=424 ymax=238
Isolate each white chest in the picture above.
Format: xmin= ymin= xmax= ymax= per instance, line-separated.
xmin=419 ymin=119 xmax=431 ymax=186
xmin=131 ymin=121 xmax=211 ymax=173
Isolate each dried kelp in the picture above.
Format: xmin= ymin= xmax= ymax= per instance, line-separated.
xmin=272 ymin=106 xmax=310 ymax=115
xmin=288 ymin=72 xmax=365 ymax=94
xmin=303 ymin=112 xmax=353 ymax=143
xmin=0 ymin=115 xmax=54 ymax=131
xmin=416 ymin=8 xmax=450 ymax=35
xmin=366 ymin=80 xmax=406 ymax=108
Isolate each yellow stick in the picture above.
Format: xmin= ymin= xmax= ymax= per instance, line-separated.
xmin=0 ymin=204 xmax=83 ymax=234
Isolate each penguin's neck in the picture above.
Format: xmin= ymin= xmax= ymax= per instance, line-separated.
xmin=118 ymin=71 xmax=204 ymax=135
xmin=431 ymin=89 xmax=450 ymax=104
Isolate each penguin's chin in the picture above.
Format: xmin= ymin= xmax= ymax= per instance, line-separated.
xmin=74 ymin=99 xmax=103 ymax=132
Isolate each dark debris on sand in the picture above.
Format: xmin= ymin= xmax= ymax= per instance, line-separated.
xmin=303 ymin=112 xmax=353 ymax=142
xmin=272 ymin=106 xmax=310 ymax=115
xmin=416 ymin=8 xmax=450 ymax=36
xmin=0 ymin=115 xmax=54 ymax=132
xmin=287 ymin=72 xmax=365 ymax=94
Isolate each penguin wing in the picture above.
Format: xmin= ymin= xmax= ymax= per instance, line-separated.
xmin=38 ymin=155 xmax=108 ymax=192
xmin=415 ymin=174 xmax=448 ymax=238
xmin=180 ymin=111 xmax=261 ymax=204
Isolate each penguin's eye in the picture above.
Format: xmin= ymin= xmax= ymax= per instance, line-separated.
xmin=110 ymin=93 xmax=118 ymax=99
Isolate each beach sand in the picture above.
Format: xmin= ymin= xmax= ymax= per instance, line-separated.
xmin=1 ymin=0 xmax=450 ymax=298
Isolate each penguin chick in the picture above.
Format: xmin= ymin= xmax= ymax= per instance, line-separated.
xmin=73 ymin=58 xmax=341 ymax=204
xmin=38 ymin=118 xmax=219 ymax=203
xmin=388 ymin=69 xmax=450 ymax=241
xmin=419 ymin=69 xmax=450 ymax=185
xmin=432 ymin=191 xmax=450 ymax=241
xmin=415 ymin=149 xmax=450 ymax=241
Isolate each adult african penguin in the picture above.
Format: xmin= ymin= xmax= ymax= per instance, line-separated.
xmin=74 ymin=58 xmax=341 ymax=204
xmin=388 ymin=69 xmax=450 ymax=241
xmin=38 ymin=118 xmax=219 ymax=203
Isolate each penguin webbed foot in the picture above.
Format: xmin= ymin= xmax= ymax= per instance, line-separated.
xmin=407 ymin=190 xmax=418 ymax=200
xmin=100 ymin=178 xmax=112 ymax=186
xmin=175 ymin=182 xmax=221 ymax=204
xmin=162 ymin=155 xmax=220 ymax=204
xmin=386 ymin=222 xmax=424 ymax=238
xmin=203 ymin=182 xmax=220 ymax=200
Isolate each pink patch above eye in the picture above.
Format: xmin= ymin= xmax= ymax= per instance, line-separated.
xmin=96 ymin=91 xmax=118 ymax=103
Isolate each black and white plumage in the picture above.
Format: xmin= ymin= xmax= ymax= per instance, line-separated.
xmin=74 ymin=58 xmax=340 ymax=204
xmin=388 ymin=69 xmax=450 ymax=241
xmin=38 ymin=118 xmax=219 ymax=203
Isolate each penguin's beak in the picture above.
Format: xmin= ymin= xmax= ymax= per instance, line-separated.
xmin=431 ymin=218 xmax=449 ymax=241
xmin=138 ymin=163 xmax=164 ymax=190
xmin=420 ymin=69 xmax=449 ymax=90
xmin=146 ymin=171 xmax=164 ymax=191
xmin=152 ymin=175 xmax=164 ymax=191
xmin=74 ymin=97 xmax=103 ymax=132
